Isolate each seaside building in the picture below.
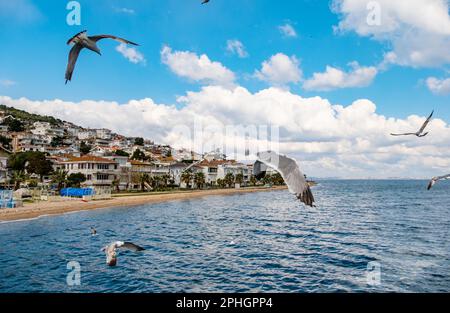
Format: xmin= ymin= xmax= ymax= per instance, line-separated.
xmin=61 ymin=155 xmax=120 ymax=187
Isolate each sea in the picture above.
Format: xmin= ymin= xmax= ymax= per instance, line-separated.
xmin=0 ymin=180 xmax=449 ymax=292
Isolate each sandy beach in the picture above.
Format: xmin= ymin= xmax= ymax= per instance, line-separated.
xmin=0 ymin=186 xmax=287 ymax=222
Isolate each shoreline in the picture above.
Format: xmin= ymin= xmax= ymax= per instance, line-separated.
xmin=0 ymin=186 xmax=287 ymax=223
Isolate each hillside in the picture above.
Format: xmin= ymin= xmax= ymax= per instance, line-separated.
xmin=0 ymin=104 xmax=62 ymax=126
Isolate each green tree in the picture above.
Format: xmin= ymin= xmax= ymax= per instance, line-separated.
xmin=262 ymin=174 xmax=272 ymax=185
xmin=114 ymin=149 xmax=130 ymax=157
xmin=11 ymin=170 xmax=28 ymax=190
xmin=51 ymin=169 xmax=68 ymax=191
xmin=271 ymin=172 xmax=284 ymax=185
xmin=134 ymin=137 xmax=144 ymax=146
xmin=235 ymin=173 xmax=244 ymax=186
xmin=80 ymin=141 xmax=92 ymax=155
xmin=224 ymin=173 xmax=235 ymax=188
xmin=139 ymin=173 xmax=151 ymax=191
xmin=131 ymin=148 xmax=146 ymax=160
xmin=216 ymin=178 xmax=226 ymax=188
xmin=50 ymin=136 xmax=64 ymax=147
xmin=3 ymin=117 xmax=24 ymax=132
xmin=67 ymin=173 xmax=86 ymax=188
xmin=194 ymin=172 xmax=206 ymax=189
xmin=181 ymin=170 xmax=193 ymax=188
xmin=0 ymin=135 xmax=12 ymax=150
xmin=25 ymin=153 xmax=53 ymax=181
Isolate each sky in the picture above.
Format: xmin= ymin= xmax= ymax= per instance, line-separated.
xmin=1 ymin=0 xmax=450 ymax=178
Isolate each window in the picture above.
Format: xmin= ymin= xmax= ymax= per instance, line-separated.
xmin=97 ymin=164 xmax=109 ymax=170
xmin=96 ymin=174 xmax=109 ymax=181
xmin=209 ymin=167 xmax=218 ymax=173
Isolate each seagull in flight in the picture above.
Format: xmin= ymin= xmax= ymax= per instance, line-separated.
xmin=390 ymin=111 xmax=434 ymax=137
xmin=101 ymin=241 xmax=145 ymax=266
xmin=65 ymin=30 xmax=139 ymax=84
xmin=202 ymin=0 xmax=210 ymax=4
xmin=427 ymin=174 xmax=450 ymax=190
xmin=255 ymin=151 xmax=315 ymax=207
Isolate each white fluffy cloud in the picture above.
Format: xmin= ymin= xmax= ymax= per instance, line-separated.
xmin=255 ymin=53 xmax=302 ymax=86
xmin=2 ymin=87 xmax=449 ymax=178
xmin=278 ymin=23 xmax=298 ymax=38
xmin=115 ymin=44 xmax=146 ymax=65
xmin=226 ymin=40 xmax=248 ymax=58
xmin=426 ymin=77 xmax=450 ymax=95
xmin=333 ymin=0 xmax=450 ymax=68
xmin=303 ymin=62 xmax=378 ymax=91
xmin=161 ymin=46 xmax=236 ymax=87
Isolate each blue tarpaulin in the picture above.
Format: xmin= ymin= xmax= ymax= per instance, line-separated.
xmin=60 ymin=188 xmax=95 ymax=197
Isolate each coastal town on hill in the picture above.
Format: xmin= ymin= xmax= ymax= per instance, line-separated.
xmin=0 ymin=105 xmax=284 ymax=200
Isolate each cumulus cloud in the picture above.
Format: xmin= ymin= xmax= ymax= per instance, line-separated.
xmin=426 ymin=77 xmax=450 ymax=95
xmin=278 ymin=23 xmax=298 ymax=38
xmin=161 ymin=45 xmax=236 ymax=87
xmin=332 ymin=0 xmax=450 ymax=68
xmin=2 ymin=87 xmax=449 ymax=179
xmin=254 ymin=53 xmax=302 ymax=86
xmin=226 ymin=40 xmax=248 ymax=58
xmin=303 ymin=62 xmax=378 ymax=91
xmin=115 ymin=44 xmax=146 ymax=65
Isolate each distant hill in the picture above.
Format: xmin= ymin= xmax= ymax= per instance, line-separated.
xmin=0 ymin=104 xmax=62 ymax=126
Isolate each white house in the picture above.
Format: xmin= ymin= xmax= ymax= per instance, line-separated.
xmin=62 ymin=155 xmax=120 ymax=187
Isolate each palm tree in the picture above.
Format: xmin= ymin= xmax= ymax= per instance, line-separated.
xmin=262 ymin=174 xmax=272 ymax=185
xmin=51 ymin=169 xmax=67 ymax=191
xmin=224 ymin=173 xmax=235 ymax=188
xmin=271 ymin=172 xmax=284 ymax=185
xmin=216 ymin=178 xmax=226 ymax=189
xmin=11 ymin=170 xmax=28 ymax=190
xmin=139 ymin=173 xmax=151 ymax=192
xmin=235 ymin=173 xmax=244 ymax=186
xmin=194 ymin=172 xmax=206 ymax=189
xmin=181 ymin=170 xmax=193 ymax=189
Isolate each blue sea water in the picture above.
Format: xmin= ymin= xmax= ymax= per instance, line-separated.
xmin=0 ymin=180 xmax=449 ymax=293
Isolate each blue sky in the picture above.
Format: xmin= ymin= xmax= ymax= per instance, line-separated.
xmin=0 ymin=0 xmax=448 ymax=118
xmin=1 ymin=0 xmax=450 ymax=178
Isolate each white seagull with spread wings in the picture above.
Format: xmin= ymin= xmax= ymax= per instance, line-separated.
xmin=101 ymin=241 xmax=145 ymax=266
xmin=255 ymin=151 xmax=315 ymax=207
xmin=65 ymin=30 xmax=139 ymax=84
xmin=390 ymin=111 xmax=434 ymax=137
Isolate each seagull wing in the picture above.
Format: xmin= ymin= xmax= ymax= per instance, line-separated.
xmin=65 ymin=44 xmax=83 ymax=84
xmin=88 ymin=35 xmax=139 ymax=46
xmin=390 ymin=133 xmax=416 ymax=136
xmin=418 ymin=110 xmax=434 ymax=134
xmin=117 ymin=241 xmax=145 ymax=251
xmin=257 ymin=151 xmax=315 ymax=207
xmin=427 ymin=173 xmax=450 ymax=190
xmin=253 ymin=161 xmax=268 ymax=180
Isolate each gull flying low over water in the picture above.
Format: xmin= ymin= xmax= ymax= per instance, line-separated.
xmin=255 ymin=151 xmax=315 ymax=207
xmin=390 ymin=111 xmax=434 ymax=137
xmin=427 ymin=174 xmax=450 ymax=190
xmin=65 ymin=30 xmax=139 ymax=84
xmin=101 ymin=241 xmax=145 ymax=266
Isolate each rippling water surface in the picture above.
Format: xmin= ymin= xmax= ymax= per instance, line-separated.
xmin=0 ymin=180 xmax=449 ymax=292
